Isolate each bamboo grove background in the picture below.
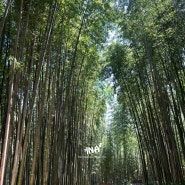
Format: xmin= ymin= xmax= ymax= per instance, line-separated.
xmin=0 ymin=0 xmax=112 ymax=184
xmin=0 ymin=0 xmax=185 ymax=185
xmin=106 ymin=0 xmax=185 ymax=184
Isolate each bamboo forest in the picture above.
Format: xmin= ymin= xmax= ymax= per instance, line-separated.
xmin=0 ymin=0 xmax=185 ymax=185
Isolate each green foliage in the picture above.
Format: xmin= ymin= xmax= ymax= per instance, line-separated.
xmin=0 ymin=1 xmax=5 ymax=18
xmin=107 ymin=0 xmax=185 ymax=184
xmin=1 ymin=0 xmax=185 ymax=184
xmin=0 ymin=0 xmax=117 ymax=185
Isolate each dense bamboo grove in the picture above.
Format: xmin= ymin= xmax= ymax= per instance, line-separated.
xmin=106 ymin=0 xmax=185 ymax=184
xmin=1 ymin=0 xmax=185 ymax=185
xmin=0 ymin=0 xmax=113 ymax=184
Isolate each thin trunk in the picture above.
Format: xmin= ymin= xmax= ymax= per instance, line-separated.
xmin=0 ymin=61 xmax=15 ymax=185
xmin=0 ymin=0 xmax=13 ymax=38
xmin=10 ymin=38 xmax=34 ymax=185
